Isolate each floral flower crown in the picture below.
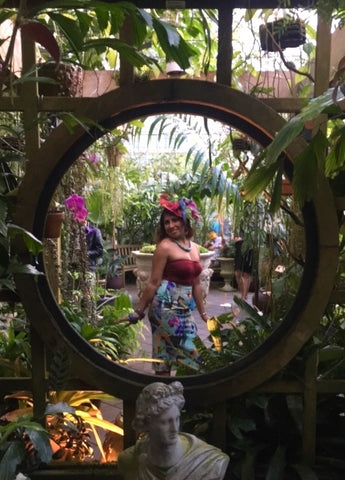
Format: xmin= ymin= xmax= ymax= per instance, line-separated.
xmin=159 ymin=193 xmax=200 ymax=222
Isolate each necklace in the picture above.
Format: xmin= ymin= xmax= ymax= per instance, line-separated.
xmin=172 ymin=239 xmax=192 ymax=252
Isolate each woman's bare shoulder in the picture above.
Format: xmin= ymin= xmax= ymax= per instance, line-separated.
xmin=191 ymin=241 xmax=201 ymax=258
xmin=155 ymin=238 xmax=172 ymax=255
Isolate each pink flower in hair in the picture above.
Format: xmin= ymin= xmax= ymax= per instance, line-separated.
xmin=185 ymin=200 xmax=200 ymax=221
xmin=159 ymin=193 xmax=200 ymax=221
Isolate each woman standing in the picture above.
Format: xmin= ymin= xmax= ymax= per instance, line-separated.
xmin=116 ymin=194 xmax=210 ymax=375
xmin=233 ymin=235 xmax=253 ymax=300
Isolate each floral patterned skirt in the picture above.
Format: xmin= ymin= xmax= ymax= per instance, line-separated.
xmin=148 ymin=280 xmax=201 ymax=372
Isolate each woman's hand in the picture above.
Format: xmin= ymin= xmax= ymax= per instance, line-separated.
xmin=114 ymin=308 xmax=145 ymax=326
xmin=113 ymin=316 xmax=131 ymax=326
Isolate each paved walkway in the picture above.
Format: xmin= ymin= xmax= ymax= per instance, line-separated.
xmin=121 ymin=275 xmax=249 ymax=375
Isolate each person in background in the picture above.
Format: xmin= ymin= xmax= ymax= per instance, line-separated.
xmin=233 ymin=235 xmax=253 ymax=300
xmin=115 ymin=193 xmax=211 ymax=376
xmin=204 ymin=229 xmax=223 ymax=262
xmin=211 ymin=220 xmax=221 ymax=235
xmin=85 ymin=221 xmax=104 ymax=273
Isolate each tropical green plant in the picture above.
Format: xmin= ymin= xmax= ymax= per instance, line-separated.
xmin=0 ymin=2 xmax=198 ymax=92
xmin=2 ymin=389 xmax=123 ymax=465
xmin=0 ymin=224 xmax=43 ymax=292
xmin=143 ymin=114 xmax=240 ymax=208
xmin=218 ymin=242 xmax=235 ymax=258
xmin=178 ymin=293 xmax=345 ymax=478
xmin=139 ymin=244 xmax=209 ymax=254
xmin=0 ymin=414 xmax=52 ymax=480
xmin=243 ymin=84 xmax=345 ymax=210
xmin=0 ymin=320 xmax=31 ymax=378
xmin=60 ymin=291 xmax=144 ymax=361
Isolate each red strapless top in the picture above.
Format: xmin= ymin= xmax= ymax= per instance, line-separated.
xmin=162 ymin=259 xmax=202 ymax=286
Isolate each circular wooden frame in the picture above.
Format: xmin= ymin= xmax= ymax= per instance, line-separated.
xmin=15 ymin=80 xmax=339 ymax=404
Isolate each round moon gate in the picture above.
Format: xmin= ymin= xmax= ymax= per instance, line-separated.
xmin=14 ymin=80 xmax=339 ymax=405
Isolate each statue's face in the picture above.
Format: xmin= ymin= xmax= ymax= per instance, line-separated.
xmin=148 ymin=404 xmax=180 ymax=447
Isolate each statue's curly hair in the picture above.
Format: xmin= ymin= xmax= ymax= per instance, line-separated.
xmin=132 ymin=381 xmax=185 ymax=433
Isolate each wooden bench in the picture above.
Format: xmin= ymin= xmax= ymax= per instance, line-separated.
xmin=114 ymin=244 xmax=141 ymax=285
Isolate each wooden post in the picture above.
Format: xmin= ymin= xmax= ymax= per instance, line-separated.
xmin=302 ymin=350 xmax=318 ymax=464
xmin=123 ymin=398 xmax=137 ymax=448
xmin=120 ymin=16 xmax=135 ymax=86
xmin=217 ymin=6 xmax=233 ymax=86
xmin=31 ymin=325 xmax=47 ymax=424
xmin=210 ymin=401 xmax=227 ymax=451
xmin=20 ymin=23 xmax=40 ymax=161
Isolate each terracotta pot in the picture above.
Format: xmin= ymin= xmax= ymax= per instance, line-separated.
xmin=282 ymin=178 xmax=293 ymax=196
xmin=44 ymin=211 xmax=65 ymax=238
xmin=106 ymin=275 xmax=124 ymax=290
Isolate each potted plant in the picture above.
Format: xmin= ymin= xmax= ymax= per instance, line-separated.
xmin=38 ymin=62 xmax=83 ymax=97
xmin=101 ymin=248 xmax=125 ymax=290
xmin=44 ymin=201 xmax=65 ymax=239
xmin=232 ymin=136 xmax=251 ymax=153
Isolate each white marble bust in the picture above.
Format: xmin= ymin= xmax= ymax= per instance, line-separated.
xmin=117 ymin=381 xmax=229 ymax=480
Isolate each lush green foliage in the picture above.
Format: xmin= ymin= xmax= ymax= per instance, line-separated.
xmin=60 ymin=291 xmax=143 ymax=360
xmin=244 ymin=85 xmax=345 ymax=210
xmin=0 ymin=415 xmax=52 ymax=480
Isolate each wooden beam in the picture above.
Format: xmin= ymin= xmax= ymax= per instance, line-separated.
xmin=3 ymin=0 xmax=316 ymax=8
xmin=0 ymin=95 xmax=308 ymax=115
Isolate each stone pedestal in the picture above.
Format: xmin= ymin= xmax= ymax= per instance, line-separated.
xmin=218 ymin=257 xmax=235 ymax=292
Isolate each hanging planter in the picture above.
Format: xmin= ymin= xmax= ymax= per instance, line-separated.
xmin=232 ymin=137 xmax=251 ymax=152
xmin=259 ymin=19 xmax=306 ymax=52
xmin=38 ymin=62 xmax=83 ymax=97
xmin=44 ymin=211 xmax=65 ymax=238
xmin=105 ymin=145 xmax=124 ymax=167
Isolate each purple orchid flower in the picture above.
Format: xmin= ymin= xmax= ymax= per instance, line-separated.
xmin=84 ymin=152 xmax=100 ymax=171
xmin=65 ymin=193 xmax=89 ymax=223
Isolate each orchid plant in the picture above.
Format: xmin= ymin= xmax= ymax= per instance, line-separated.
xmin=65 ymin=193 xmax=88 ymax=223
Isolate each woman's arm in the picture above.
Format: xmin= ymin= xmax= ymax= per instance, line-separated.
xmin=115 ymin=242 xmax=168 ymax=325
xmin=192 ymin=276 xmax=208 ymax=323
xmin=137 ymin=243 xmax=168 ymax=311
